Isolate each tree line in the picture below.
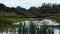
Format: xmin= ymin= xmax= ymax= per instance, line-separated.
xmin=0 ymin=3 xmax=60 ymax=17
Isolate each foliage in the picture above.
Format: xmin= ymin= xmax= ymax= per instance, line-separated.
xmin=18 ymin=21 xmax=54 ymax=34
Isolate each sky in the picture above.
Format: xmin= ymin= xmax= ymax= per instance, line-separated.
xmin=0 ymin=0 xmax=60 ymax=9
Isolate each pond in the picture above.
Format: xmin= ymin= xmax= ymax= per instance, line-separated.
xmin=0 ymin=19 xmax=60 ymax=34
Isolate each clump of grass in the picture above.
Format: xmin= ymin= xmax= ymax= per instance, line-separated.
xmin=18 ymin=21 xmax=54 ymax=34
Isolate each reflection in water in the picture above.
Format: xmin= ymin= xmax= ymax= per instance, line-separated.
xmin=0 ymin=19 xmax=60 ymax=34
xmin=54 ymin=28 xmax=60 ymax=34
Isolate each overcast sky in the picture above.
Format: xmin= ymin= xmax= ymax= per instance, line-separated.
xmin=0 ymin=0 xmax=60 ymax=9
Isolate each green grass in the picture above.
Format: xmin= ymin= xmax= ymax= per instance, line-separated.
xmin=5 ymin=18 xmax=25 ymax=22
xmin=0 ymin=12 xmax=60 ymax=23
xmin=2 ymin=18 xmax=27 ymax=23
xmin=0 ymin=18 xmax=36 ymax=23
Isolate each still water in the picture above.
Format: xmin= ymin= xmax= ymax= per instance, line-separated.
xmin=0 ymin=19 xmax=60 ymax=34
